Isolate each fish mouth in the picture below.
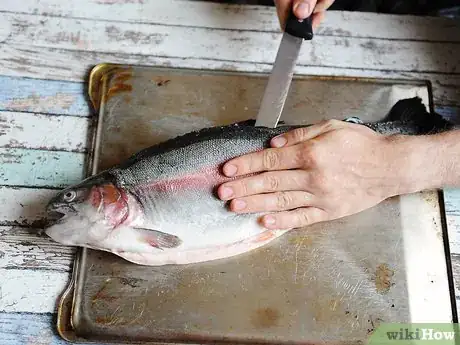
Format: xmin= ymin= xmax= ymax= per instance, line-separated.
xmin=45 ymin=204 xmax=75 ymax=226
xmin=46 ymin=210 xmax=66 ymax=224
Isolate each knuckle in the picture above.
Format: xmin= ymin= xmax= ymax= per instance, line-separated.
xmin=300 ymin=142 xmax=319 ymax=167
xmin=276 ymin=192 xmax=293 ymax=209
xmin=297 ymin=171 xmax=310 ymax=187
xmin=236 ymin=180 xmax=249 ymax=195
xmin=322 ymin=119 xmax=339 ymax=131
xmin=262 ymin=149 xmax=280 ymax=170
xmin=292 ymin=145 xmax=308 ymax=167
xmin=297 ymin=210 xmax=311 ymax=226
xmin=291 ymin=127 xmax=309 ymax=141
xmin=264 ymin=174 xmax=280 ymax=191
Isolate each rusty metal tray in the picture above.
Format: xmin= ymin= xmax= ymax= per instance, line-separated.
xmin=56 ymin=63 xmax=457 ymax=344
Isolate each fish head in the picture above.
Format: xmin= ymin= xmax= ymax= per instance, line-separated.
xmin=44 ymin=174 xmax=129 ymax=247
xmin=46 ymin=185 xmax=92 ymax=221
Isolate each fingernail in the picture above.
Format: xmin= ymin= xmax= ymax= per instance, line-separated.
xmin=219 ymin=186 xmax=233 ymax=199
xmin=263 ymin=215 xmax=276 ymax=227
xmin=232 ymin=199 xmax=247 ymax=211
xmin=271 ymin=136 xmax=287 ymax=147
xmin=294 ymin=1 xmax=312 ymax=18
xmin=223 ymin=164 xmax=237 ymax=177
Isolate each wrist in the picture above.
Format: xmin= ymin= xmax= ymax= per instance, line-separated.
xmin=385 ymin=134 xmax=444 ymax=196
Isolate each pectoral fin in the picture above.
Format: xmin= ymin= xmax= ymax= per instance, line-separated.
xmin=134 ymin=227 xmax=182 ymax=249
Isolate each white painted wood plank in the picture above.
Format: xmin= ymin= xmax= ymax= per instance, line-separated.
xmin=0 ymin=187 xmax=59 ymax=226
xmin=1 ymin=44 xmax=460 ymax=108
xmin=0 ymin=111 xmax=90 ymax=152
xmin=0 ymin=269 xmax=69 ymax=313
xmin=0 ymin=312 xmax=67 ymax=345
xmin=0 ymin=312 xmax=133 ymax=345
xmin=444 ymin=188 xmax=460 ymax=255
xmin=0 ymin=226 xmax=74 ymax=272
xmin=0 ymin=148 xmax=86 ymax=188
xmin=0 ymin=75 xmax=89 ymax=116
xmin=0 ymin=15 xmax=11 ymax=43
xmin=2 ymin=0 xmax=460 ymax=42
xmin=3 ymin=13 xmax=458 ymax=75
xmin=449 ymin=254 xmax=460 ymax=314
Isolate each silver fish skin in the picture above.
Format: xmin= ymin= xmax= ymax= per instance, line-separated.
xmin=44 ymin=97 xmax=453 ymax=266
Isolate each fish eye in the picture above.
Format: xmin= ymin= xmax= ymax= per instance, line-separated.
xmin=63 ymin=190 xmax=76 ymax=202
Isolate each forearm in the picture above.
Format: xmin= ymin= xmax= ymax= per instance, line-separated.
xmin=391 ymin=129 xmax=460 ymax=195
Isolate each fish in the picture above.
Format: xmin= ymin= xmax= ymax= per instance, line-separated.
xmin=44 ymin=97 xmax=453 ymax=266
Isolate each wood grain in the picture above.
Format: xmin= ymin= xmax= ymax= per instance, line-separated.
xmin=449 ymin=254 xmax=460 ymax=312
xmin=0 ymin=111 xmax=90 ymax=152
xmin=444 ymin=189 xmax=460 ymax=255
xmin=0 ymin=269 xmax=70 ymax=313
xmin=0 ymin=312 xmax=138 ymax=345
xmin=0 ymin=226 xmax=74 ymax=271
xmin=0 ymin=75 xmax=90 ymax=116
xmin=0 ymin=312 xmax=69 ymax=345
xmin=3 ymin=13 xmax=459 ymax=75
xmin=0 ymin=187 xmax=62 ymax=226
xmin=2 ymin=44 xmax=460 ymax=108
xmin=2 ymin=0 xmax=460 ymax=42
xmin=0 ymin=148 xmax=86 ymax=188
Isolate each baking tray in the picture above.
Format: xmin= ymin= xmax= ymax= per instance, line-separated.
xmin=56 ymin=63 xmax=457 ymax=344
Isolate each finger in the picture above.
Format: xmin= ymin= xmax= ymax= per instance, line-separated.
xmin=228 ymin=191 xmax=315 ymax=213
xmin=312 ymin=11 xmax=325 ymax=29
xmin=261 ymin=207 xmax=328 ymax=229
xmin=274 ymin=0 xmax=293 ymax=30
xmin=222 ymin=145 xmax=303 ymax=177
xmin=270 ymin=119 xmax=341 ymax=147
xmin=313 ymin=0 xmax=335 ymax=12
xmin=293 ymin=0 xmax=317 ymax=19
xmin=218 ymin=170 xmax=308 ymax=200
xmin=275 ymin=0 xmax=317 ymax=29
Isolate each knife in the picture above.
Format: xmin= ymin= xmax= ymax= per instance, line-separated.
xmin=255 ymin=11 xmax=313 ymax=128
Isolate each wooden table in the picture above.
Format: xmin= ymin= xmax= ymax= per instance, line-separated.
xmin=0 ymin=1 xmax=459 ymax=343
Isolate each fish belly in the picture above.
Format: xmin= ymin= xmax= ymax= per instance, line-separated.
xmin=107 ymin=224 xmax=289 ymax=266
xmin=106 ymin=177 xmax=288 ymax=265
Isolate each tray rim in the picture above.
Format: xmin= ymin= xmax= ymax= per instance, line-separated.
xmin=87 ymin=63 xmax=439 ymax=112
xmin=55 ymin=62 xmax=458 ymax=343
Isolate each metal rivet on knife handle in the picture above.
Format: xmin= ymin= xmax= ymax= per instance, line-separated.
xmin=285 ymin=10 xmax=314 ymax=40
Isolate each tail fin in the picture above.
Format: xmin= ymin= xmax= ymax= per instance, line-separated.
xmin=385 ymin=97 xmax=454 ymax=133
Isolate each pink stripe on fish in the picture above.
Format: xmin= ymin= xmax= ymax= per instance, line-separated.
xmin=134 ymin=166 xmax=235 ymax=192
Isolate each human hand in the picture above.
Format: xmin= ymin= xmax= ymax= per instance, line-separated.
xmin=217 ymin=120 xmax=414 ymax=230
xmin=274 ymin=0 xmax=335 ymax=30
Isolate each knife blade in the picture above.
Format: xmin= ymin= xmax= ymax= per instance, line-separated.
xmin=255 ymin=11 xmax=314 ymax=128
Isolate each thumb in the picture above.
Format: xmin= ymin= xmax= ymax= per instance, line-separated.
xmin=293 ymin=0 xmax=316 ymax=19
xmin=274 ymin=0 xmax=316 ymax=30
xmin=270 ymin=119 xmax=341 ymax=147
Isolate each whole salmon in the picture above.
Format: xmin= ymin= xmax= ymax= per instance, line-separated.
xmin=44 ymin=97 xmax=453 ymax=266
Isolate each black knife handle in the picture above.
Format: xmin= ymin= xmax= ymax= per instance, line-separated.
xmin=284 ymin=10 xmax=313 ymax=40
